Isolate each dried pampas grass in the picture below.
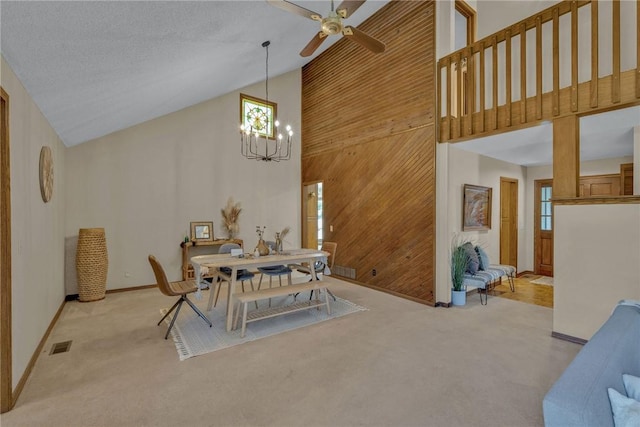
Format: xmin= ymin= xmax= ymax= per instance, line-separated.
xmin=221 ymin=197 xmax=242 ymax=239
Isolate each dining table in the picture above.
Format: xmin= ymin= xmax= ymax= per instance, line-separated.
xmin=191 ymin=248 xmax=329 ymax=331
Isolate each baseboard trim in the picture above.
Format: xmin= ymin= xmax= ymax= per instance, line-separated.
xmin=105 ymin=284 xmax=157 ymax=294
xmin=332 ymin=275 xmax=436 ymax=307
xmin=12 ymin=297 xmax=66 ymax=408
xmin=551 ymin=331 xmax=587 ymax=345
xmin=517 ymin=270 xmax=534 ymax=277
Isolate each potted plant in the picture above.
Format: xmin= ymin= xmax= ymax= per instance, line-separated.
xmin=450 ymin=237 xmax=471 ymax=306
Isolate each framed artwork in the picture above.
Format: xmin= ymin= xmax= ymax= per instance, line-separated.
xmin=463 ymin=184 xmax=492 ymax=231
xmin=240 ymin=93 xmax=277 ymax=139
xmin=190 ymin=221 xmax=214 ymax=242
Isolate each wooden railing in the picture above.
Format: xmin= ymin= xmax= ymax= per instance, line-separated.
xmin=438 ymin=0 xmax=640 ymax=143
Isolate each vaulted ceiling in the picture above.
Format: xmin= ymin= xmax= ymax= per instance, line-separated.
xmin=1 ymin=0 xmax=390 ymax=147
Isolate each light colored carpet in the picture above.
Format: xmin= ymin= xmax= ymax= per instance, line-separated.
xmin=163 ymin=295 xmax=366 ymax=360
xmin=530 ymin=276 xmax=554 ymax=286
xmin=3 ymin=278 xmax=581 ymax=427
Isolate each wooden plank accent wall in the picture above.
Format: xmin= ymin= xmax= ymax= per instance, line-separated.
xmin=301 ymin=0 xmax=436 ymax=303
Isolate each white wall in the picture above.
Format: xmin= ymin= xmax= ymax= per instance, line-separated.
xmin=448 ymin=146 xmax=526 ymax=267
xmin=65 ymin=70 xmax=301 ymax=290
xmin=1 ymin=56 xmax=66 ymax=389
xmin=554 ymin=203 xmax=640 ymax=340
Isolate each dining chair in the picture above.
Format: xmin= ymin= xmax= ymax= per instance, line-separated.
xmin=257 ymin=241 xmax=292 ymax=289
xmin=255 ymin=241 xmax=293 ymax=307
xmin=208 ymin=243 xmax=257 ymax=309
xmin=293 ymin=241 xmax=338 ymax=301
xmin=148 ymin=255 xmax=212 ymax=339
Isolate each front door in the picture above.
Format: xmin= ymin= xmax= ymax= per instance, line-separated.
xmin=534 ymin=179 xmax=553 ymax=276
xmin=500 ymin=177 xmax=518 ymax=268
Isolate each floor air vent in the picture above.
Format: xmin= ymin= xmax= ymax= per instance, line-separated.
xmin=49 ymin=340 xmax=72 ymax=355
xmin=333 ymin=265 xmax=356 ymax=280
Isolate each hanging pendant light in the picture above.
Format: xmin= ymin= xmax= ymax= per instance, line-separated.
xmin=240 ymin=41 xmax=294 ymax=162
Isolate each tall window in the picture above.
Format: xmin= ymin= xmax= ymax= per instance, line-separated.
xmin=540 ymin=186 xmax=552 ymax=231
xmin=455 ymin=0 xmax=476 ymax=49
xmin=317 ymin=183 xmax=323 ymax=249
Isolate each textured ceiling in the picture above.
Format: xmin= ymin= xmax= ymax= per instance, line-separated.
xmin=1 ymin=0 xmax=391 ymax=146
xmin=1 ymin=0 xmax=637 ymax=166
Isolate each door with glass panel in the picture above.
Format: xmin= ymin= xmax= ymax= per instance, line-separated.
xmin=302 ymin=182 xmax=323 ymax=250
xmin=535 ymin=179 xmax=553 ymax=276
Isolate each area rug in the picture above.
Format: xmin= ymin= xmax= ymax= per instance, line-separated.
xmin=530 ymin=276 xmax=554 ymax=286
xmin=161 ymin=295 xmax=367 ymax=361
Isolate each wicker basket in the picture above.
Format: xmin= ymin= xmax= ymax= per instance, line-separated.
xmin=76 ymin=228 xmax=108 ymax=302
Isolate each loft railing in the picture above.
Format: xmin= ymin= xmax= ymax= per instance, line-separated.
xmin=438 ymin=0 xmax=640 ymax=143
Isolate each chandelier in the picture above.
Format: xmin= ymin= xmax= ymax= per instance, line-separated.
xmin=240 ymin=41 xmax=294 ymax=162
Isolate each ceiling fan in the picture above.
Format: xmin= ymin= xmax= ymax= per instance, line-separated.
xmin=267 ymin=0 xmax=386 ymax=57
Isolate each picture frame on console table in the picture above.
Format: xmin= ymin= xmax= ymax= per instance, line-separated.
xmin=462 ymin=184 xmax=492 ymax=231
xmin=190 ymin=221 xmax=214 ymax=242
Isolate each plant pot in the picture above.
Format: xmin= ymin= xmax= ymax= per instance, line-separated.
xmin=451 ymin=289 xmax=466 ymax=306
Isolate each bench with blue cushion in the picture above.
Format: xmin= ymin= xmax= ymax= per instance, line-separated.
xmin=460 ymin=243 xmax=516 ymax=305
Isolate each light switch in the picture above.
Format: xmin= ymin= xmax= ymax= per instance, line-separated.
xmin=330 ymin=225 xmax=334 ymax=232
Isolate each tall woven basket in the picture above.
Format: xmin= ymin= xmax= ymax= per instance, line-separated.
xmin=76 ymin=228 xmax=108 ymax=302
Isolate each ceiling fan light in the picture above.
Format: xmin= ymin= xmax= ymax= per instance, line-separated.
xmin=321 ymin=14 xmax=342 ymax=35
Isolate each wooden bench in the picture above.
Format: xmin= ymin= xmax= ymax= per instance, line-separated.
xmin=232 ymin=281 xmax=332 ymax=338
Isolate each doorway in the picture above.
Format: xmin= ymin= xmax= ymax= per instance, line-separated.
xmin=302 ymin=182 xmax=323 ymax=250
xmin=499 ymin=177 xmax=518 ymax=268
xmin=534 ymin=179 xmax=554 ymax=276
xmin=1 ymin=86 xmax=12 ymax=413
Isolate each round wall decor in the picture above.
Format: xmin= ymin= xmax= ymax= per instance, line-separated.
xmin=39 ymin=146 xmax=53 ymax=202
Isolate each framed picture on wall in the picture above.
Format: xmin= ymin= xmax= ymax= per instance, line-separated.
xmin=190 ymin=221 xmax=214 ymax=242
xmin=463 ymin=184 xmax=492 ymax=231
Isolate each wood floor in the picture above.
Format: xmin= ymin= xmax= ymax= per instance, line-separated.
xmin=486 ymin=274 xmax=554 ymax=308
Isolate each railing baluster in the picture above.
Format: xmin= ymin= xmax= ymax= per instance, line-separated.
xmin=506 ymin=30 xmax=512 ymax=127
xmin=446 ymin=57 xmax=452 ymax=140
xmin=468 ymin=46 xmax=475 ymax=135
xmin=480 ymin=41 xmax=486 ymax=133
xmin=520 ymin=23 xmax=527 ymax=123
xmin=591 ymin=0 xmax=599 ymax=108
xmin=571 ymin=1 xmax=578 ymax=112
xmin=553 ymin=8 xmax=560 ymax=116
xmin=457 ymin=52 xmax=463 ymax=137
xmin=536 ymin=16 xmax=543 ymax=119
xmin=492 ymin=37 xmax=498 ymax=130
xmin=612 ymin=0 xmax=620 ymax=103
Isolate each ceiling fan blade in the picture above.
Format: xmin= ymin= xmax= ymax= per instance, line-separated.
xmin=336 ymin=0 xmax=367 ymax=19
xmin=342 ymin=26 xmax=385 ymax=54
xmin=300 ymin=32 xmax=329 ymax=57
xmin=266 ymin=0 xmax=322 ymax=21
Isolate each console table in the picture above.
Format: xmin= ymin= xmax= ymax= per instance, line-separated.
xmin=180 ymin=239 xmax=243 ymax=280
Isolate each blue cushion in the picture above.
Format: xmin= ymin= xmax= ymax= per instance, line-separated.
xmin=608 ymin=387 xmax=640 ymax=427
xmin=475 ymin=246 xmax=491 ymax=271
xmin=258 ymin=265 xmax=291 ymax=275
xmin=624 ymin=374 xmax=640 ymax=401
xmin=462 ymin=242 xmax=480 ymax=274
